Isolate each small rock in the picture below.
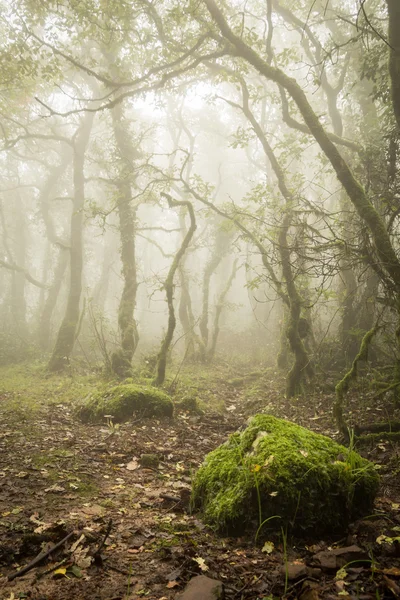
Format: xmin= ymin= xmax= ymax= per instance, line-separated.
xmin=312 ymin=545 xmax=368 ymax=570
xmin=332 ymin=545 xmax=368 ymax=566
xmin=312 ymin=550 xmax=337 ymax=570
xmin=282 ymin=561 xmax=308 ymax=580
xmin=178 ymin=575 xmax=224 ymax=600
xmin=306 ymin=567 xmax=322 ymax=579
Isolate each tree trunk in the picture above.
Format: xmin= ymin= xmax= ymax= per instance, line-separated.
xmin=155 ymin=193 xmax=196 ymax=386
xmin=48 ymin=113 xmax=94 ymax=372
xmin=387 ymin=0 xmax=400 ymax=130
xmin=203 ymin=0 xmax=400 ymax=289
xmin=110 ymin=103 xmax=139 ymax=377
xmin=39 ymin=248 xmax=69 ymax=351
xmin=208 ymin=258 xmax=239 ymax=360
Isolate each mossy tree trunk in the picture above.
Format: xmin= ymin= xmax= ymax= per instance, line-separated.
xmin=38 ymin=157 xmax=71 ymax=351
xmin=155 ymin=193 xmax=197 ymax=386
xmin=339 ymin=258 xmax=358 ymax=364
xmin=237 ymin=78 xmax=313 ymax=396
xmin=177 ymin=206 xmax=198 ymax=359
xmin=91 ymin=232 xmax=115 ymax=314
xmin=48 ymin=113 xmax=94 ymax=372
xmin=109 ymin=102 xmax=139 ymax=376
xmin=387 ymin=0 xmax=400 ymax=130
xmin=178 ymin=267 xmax=195 ymax=355
xmin=334 ymin=325 xmax=379 ymax=434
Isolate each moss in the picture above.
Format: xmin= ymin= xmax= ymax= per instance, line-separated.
xmin=191 ymin=414 xmax=379 ymax=536
xmin=76 ymin=383 xmax=174 ymax=423
xmin=111 ymin=348 xmax=133 ymax=378
xmin=140 ymin=453 xmax=159 ymax=468
xmin=175 ymin=395 xmax=204 ymax=414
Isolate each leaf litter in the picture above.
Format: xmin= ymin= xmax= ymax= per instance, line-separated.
xmin=0 ymin=366 xmax=399 ymax=599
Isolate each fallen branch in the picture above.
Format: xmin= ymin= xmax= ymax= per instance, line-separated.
xmin=8 ymin=531 xmax=75 ymax=581
xmin=93 ymin=519 xmax=112 ymax=565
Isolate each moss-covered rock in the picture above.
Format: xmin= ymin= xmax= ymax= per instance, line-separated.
xmin=191 ymin=414 xmax=379 ymax=536
xmin=77 ymin=384 xmax=174 ymax=423
xmin=175 ymin=395 xmax=205 ymax=415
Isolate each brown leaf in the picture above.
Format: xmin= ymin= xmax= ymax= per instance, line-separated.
xmin=126 ymin=458 xmax=139 ymax=471
xmin=166 ymin=581 xmax=180 ymax=588
xmin=384 ymin=575 xmax=400 ymax=597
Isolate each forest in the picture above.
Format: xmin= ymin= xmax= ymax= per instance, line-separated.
xmin=0 ymin=0 xmax=400 ymax=598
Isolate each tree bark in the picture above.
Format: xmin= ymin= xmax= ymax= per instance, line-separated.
xmin=48 ymin=113 xmax=94 ymax=372
xmin=155 ymin=193 xmax=197 ymax=386
xmin=387 ymin=0 xmax=400 ymax=130
xmin=109 ymin=103 xmax=139 ymax=377
xmin=39 ymin=248 xmax=69 ymax=351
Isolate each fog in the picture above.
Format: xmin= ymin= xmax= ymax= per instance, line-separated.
xmin=0 ymin=0 xmax=398 ymax=397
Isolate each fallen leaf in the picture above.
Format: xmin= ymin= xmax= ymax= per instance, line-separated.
xmin=44 ymin=484 xmax=65 ymax=494
xmin=68 ymin=565 xmax=83 ymax=578
xmin=126 ymin=458 xmax=139 ymax=471
xmin=193 ymin=556 xmax=209 ymax=572
xmin=262 ymin=541 xmax=274 ymax=554
xmin=166 ymin=581 xmax=180 ymax=588
xmin=70 ymin=534 xmax=85 ymax=553
xmin=384 ymin=575 xmax=400 ymax=597
xmin=335 ymin=567 xmax=347 ymax=581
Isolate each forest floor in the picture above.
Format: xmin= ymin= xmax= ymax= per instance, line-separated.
xmin=0 ymin=360 xmax=399 ymax=600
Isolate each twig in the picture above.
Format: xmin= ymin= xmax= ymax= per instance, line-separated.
xmin=93 ymin=519 xmax=113 ymax=562
xmin=8 ymin=531 xmax=75 ymax=581
xmin=36 ymin=557 xmax=69 ymax=579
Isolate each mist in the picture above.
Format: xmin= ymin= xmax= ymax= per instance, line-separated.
xmin=0 ymin=1 xmax=400 ymax=596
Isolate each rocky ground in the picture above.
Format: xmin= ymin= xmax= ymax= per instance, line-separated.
xmin=0 ymin=362 xmax=399 ymax=599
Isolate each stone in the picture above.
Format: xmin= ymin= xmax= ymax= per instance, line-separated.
xmin=191 ymin=414 xmax=379 ymax=535
xmin=281 ymin=561 xmax=308 ymax=580
xmin=178 ymin=575 xmax=224 ymax=600
xmin=312 ymin=545 xmax=368 ymax=570
xmin=312 ymin=550 xmax=337 ymax=570
xmin=331 ymin=545 xmax=369 ymax=566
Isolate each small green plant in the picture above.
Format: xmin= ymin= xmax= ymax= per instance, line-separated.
xmin=125 ymin=562 xmax=133 ymax=598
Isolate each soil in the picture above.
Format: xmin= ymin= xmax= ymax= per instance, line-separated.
xmin=0 ymin=363 xmax=399 ymax=599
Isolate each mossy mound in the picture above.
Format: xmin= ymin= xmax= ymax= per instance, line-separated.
xmin=191 ymin=414 xmax=379 ymax=536
xmin=77 ymin=384 xmax=174 ymax=423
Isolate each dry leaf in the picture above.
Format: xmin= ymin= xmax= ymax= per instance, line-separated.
xmin=126 ymin=458 xmax=139 ymax=471
xmin=193 ymin=556 xmax=209 ymax=572
xmin=262 ymin=541 xmax=274 ymax=554
xmin=166 ymin=581 xmax=180 ymax=588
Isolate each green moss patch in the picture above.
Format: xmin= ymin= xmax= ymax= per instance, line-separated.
xmin=191 ymin=414 xmax=379 ymax=536
xmin=77 ymin=384 xmax=174 ymax=423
